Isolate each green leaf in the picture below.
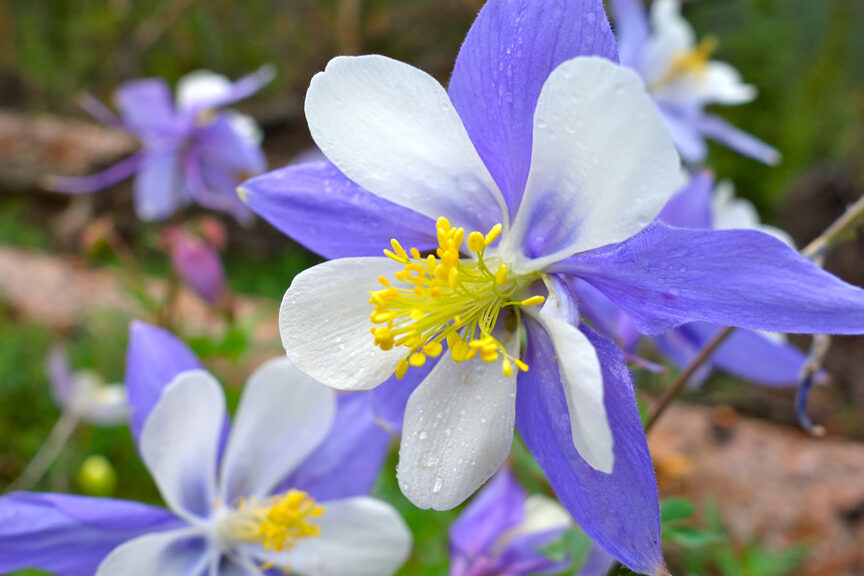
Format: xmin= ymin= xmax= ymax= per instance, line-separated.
xmin=665 ymin=526 xmax=726 ymax=549
xmin=661 ymin=497 xmax=695 ymax=523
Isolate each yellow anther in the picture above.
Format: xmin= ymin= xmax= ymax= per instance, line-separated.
xmin=423 ymin=341 xmax=443 ymax=357
xmin=219 ymin=490 xmax=324 ymax=555
xmin=520 ymin=295 xmax=546 ymax=307
xmin=369 ymin=219 xmax=537 ymax=379
xmin=495 ymin=264 xmax=508 ymax=286
xmin=484 ymin=223 xmax=502 ymax=246
xmin=396 ymin=359 xmax=409 ymax=380
xmin=514 ymin=359 xmax=529 ymax=372
xmin=390 ymin=238 xmax=409 ymax=260
xmin=467 ymin=231 xmax=486 ymax=253
xmin=448 ymin=267 xmax=460 ymax=291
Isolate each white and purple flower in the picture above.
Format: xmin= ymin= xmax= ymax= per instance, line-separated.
xmin=47 ymin=345 xmax=128 ymax=426
xmin=0 ymin=322 xmax=409 ymax=576
xmin=48 ymin=68 xmax=273 ymax=222
xmin=240 ymin=0 xmax=864 ymax=573
xmin=449 ymin=467 xmax=572 ymax=576
xmin=610 ymin=0 xmax=779 ymax=164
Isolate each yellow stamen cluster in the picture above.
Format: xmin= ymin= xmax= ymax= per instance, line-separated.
xmin=370 ymin=217 xmax=543 ymax=378
xmin=220 ymin=489 xmax=324 ymax=556
xmin=656 ymin=36 xmax=718 ymax=87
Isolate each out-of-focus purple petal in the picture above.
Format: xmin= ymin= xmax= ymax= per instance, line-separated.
xmin=46 ymin=151 xmax=148 ymax=195
xmin=124 ymin=322 xmax=202 ymax=445
xmin=240 ymin=161 xmax=438 ymax=259
xmin=677 ymin=323 xmax=808 ymax=387
xmin=609 ymin=0 xmax=651 ymax=67
xmin=46 ymin=346 xmax=75 ymax=408
xmin=450 ymin=467 xmax=526 ymax=559
xmin=196 ymin=114 xmax=266 ymax=176
xmin=497 ymin=529 xmax=570 ymax=574
xmin=575 ymin=545 xmax=616 ymax=576
xmin=0 ymin=492 xmax=181 ymax=576
xmin=370 ymin=355 xmax=438 ymax=434
xmin=448 ymin=0 xmax=618 ymax=213
xmin=183 ymin=153 xmax=252 ymax=223
xmin=657 ymin=170 xmax=714 ymax=230
xmin=280 ymin=393 xmax=391 ymax=502
xmin=555 ymin=223 xmax=864 ymax=335
xmin=169 ymin=234 xmax=226 ymax=305
xmin=516 ymin=320 xmax=664 ymax=575
xmin=651 ymin=330 xmax=714 ymax=387
xmin=657 ymin=105 xmax=708 ymax=163
xmin=182 ymin=66 xmax=275 ymax=113
xmin=113 ymin=78 xmax=177 ymax=136
xmin=134 ymin=149 xmax=186 ymax=221
xmin=694 ymin=113 xmax=780 ymax=166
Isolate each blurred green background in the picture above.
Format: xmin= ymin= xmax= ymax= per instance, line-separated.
xmin=1 ymin=1 xmax=864 ymax=575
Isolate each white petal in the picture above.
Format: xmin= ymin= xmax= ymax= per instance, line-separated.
xmin=699 ymin=62 xmax=757 ymax=105
xmin=398 ymin=337 xmax=518 ymax=510
xmin=219 ymin=357 xmax=336 ymax=502
xmin=305 ymin=55 xmax=507 ymax=234
xmin=506 ymin=57 xmax=680 ymax=271
xmin=518 ymin=494 xmax=572 ymax=535
xmin=280 ymin=257 xmax=403 ymax=391
xmin=712 ymin=180 xmax=795 ymax=247
xmin=140 ymin=371 xmax=225 ymax=520
xmin=529 ymin=297 xmax=614 ymax=474
xmin=95 ymin=529 xmax=209 ymax=576
xmin=226 ymin=110 xmax=264 ymax=145
xmin=640 ymin=0 xmax=696 ymax=84
xmin=252 ymin=497 xmax=411 ymax=576
xmin=177 ymin=70 xmax=233 ymax=111
xmin=77 ymin=382 xmax=129 ymax=426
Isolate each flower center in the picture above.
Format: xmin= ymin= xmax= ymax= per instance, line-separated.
xmin=217 ymin=489 xmax=324 ymax=555
xmin=369 ymin=217 xmax=543 ymax=379
xmin=654 ymin=35 xmax=718 ymax=88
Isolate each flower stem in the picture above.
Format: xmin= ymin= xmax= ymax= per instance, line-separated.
xmin=6 ymin=411 xmax=79 ymax=492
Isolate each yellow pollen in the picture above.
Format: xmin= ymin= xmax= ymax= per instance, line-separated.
xmin=219 ymin=489 xmax=323 ymax=557
xmin=655 ymin=36 xmax=719 ymax=88
xmin=369 ymin=217 xmax=538 ymax=378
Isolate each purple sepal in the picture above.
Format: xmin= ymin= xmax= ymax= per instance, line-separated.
xmin=241 ymin=161 xmax=438 ymax=259
xmin=0 ymin=492 xmax=180 ymax=576
xmin=449 ymin=0 xmax=618 ymax=214
xmin=663 ymin=323 xmax=809 ymax=388
xmin=556 ymin=223 xmax=864 ymax=335
xmin=608 ymin=0 xmax=650 ymax=68
xmin=694 ymin=113 xmax=781 ymax=166
xmin=124 ymin=322 xmax=203 ymax=445
xmin=450 ymin=467 xmax=526 ymax=559
xmin=575 ymin=545 xmax=616 ymax=576
xmin=280 ymin=393 xmax=391 ymax=502
xmin=657 ymin=170 xmax=714 ymax=230
xmin=516 ymin=320 xmax=665 ymax=575
xmin=370 ymin=353 xmax=438 ymax=434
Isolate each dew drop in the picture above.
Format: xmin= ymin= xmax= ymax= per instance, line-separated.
xmin=432 ymin=477 xmax=443 ymax=493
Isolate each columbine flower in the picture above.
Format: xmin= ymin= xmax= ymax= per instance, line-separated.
xmin=575 ymin=170 xmax=810 ymax=388
xmin=241 ymin=1 xmax=864 ymax=573
xmin=610 ymin=0 xmax=779 ymax=164
xmin=0 ymin=322 xmax=408 ymax=576
xmin=48 ymin=346 xmax=127 ymax=426
xmin=47 ymin=68 xmax=273 ymax=222
xmin=449 ymin=467 xmax=572 ymax=576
